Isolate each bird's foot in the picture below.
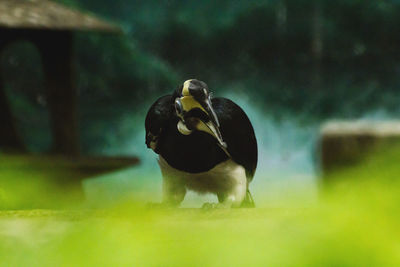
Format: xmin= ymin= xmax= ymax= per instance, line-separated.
xmin=201 ymin=202 xmax=230 ymax=210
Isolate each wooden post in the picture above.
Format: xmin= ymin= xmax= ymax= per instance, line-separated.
xmin=36 ymin=31 xmax=80 ymax=156
xmin=319 ymin=121 xmax=400 ymax=177
xmin=0 ymin=41 xmax=26 ymax=152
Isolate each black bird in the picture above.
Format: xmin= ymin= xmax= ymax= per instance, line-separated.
xmin=145 ymin=79 xmax=257 ymax=208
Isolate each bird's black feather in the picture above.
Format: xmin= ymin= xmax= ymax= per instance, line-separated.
xmin=212 ymin=97 xmax=258 ymax=180
xmin=145 ymin=95 xmax=257 ymax=180
xmin=145 ymin=95 xmax=173 ymax=152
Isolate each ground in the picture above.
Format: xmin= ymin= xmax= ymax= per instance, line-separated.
xmin=0 ymin=195 xmax=399 ymax=267
xmin=1 ymin=145 xmax=400 ymax=266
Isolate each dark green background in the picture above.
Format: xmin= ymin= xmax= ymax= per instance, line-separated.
xmin=2 ymin=0 xmax=399 ymax=157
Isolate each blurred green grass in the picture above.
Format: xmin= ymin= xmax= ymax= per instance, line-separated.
xmin=0 ymin=155 xmax=138 ymax=209
xmin=1 ymin=145 xmax=400 ymax=266
xmin=0 ymin=155 xmax=84 ymax=209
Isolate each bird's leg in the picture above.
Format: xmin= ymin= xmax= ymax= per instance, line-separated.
xmin=162 ymin=175 xmax=186 ymax=207
xmin=201 ymin=193 xmax=227 ymax=209
xmin=217 ymin=192 xmax=227 ymax=203
xmin=203 ymin=175 xmax=247 ymax=209
xmin=240 ymin=189 xmax=256 ymax=208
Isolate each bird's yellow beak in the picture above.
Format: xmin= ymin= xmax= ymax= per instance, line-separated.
xmin=177 ymin=79 xmax=228 ymax=152
xmin=196 ymin=119 xmax=227 ymax=149
xmin=178 ymin=95 xmax=226 ymax=150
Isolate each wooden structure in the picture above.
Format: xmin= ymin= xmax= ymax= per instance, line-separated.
xmin=0 ymin=0 xmax=121 ymax=155
xmin=0 ymin=1 xmax=138 ymax=208
xmin=319 ymin=120 xmax=400 ymax=174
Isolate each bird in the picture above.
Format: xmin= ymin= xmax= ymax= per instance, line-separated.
xmin=145 ymin=79 xmax=257 ymax=208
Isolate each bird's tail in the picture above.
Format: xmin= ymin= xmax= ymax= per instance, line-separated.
xmin=240 ymin=189 xmax=255 ymax=208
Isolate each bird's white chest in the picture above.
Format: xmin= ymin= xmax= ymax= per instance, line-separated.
xmin=158 ymin=156 xmax=247 ymax=194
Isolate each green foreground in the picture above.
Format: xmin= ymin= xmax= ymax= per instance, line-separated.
xmin=1 ymin=146 xmax=400 ymax=266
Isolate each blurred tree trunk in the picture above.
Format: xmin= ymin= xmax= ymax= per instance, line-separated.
xmin=0 ymin=43 xmax=26 ymax=152
xmin=311 ymin=0 xmax=323 ymax=90
xmin=36 ymin=31 xmax=80 ymax=156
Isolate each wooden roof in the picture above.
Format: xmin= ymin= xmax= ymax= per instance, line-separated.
xmin=0 ymin=0 xmax=121 ymax=32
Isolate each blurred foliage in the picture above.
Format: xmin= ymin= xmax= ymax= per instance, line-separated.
xmin=0 ymin=144 xmax=400 ymax=265
xmin=73 ymin=0 xmax=400 ymax=117
xmin=0 ymin=42 xmax=51 ymax=152
xmin=0 ymin=155 xmax=87 ymax=209
xmin=2 ymin=0 xmax=400 ymax=152
xmin=0 ymin=154 xmax=138 ymax=209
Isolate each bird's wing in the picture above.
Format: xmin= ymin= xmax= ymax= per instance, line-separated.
xmin=212 ymin=97 xmax=258 ymax=180
xmin=145 ymin=95 xmax=173 ymax=152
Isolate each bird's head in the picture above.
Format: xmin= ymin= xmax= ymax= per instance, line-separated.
xmin=174 ymin=79 xmax=227 ymax=149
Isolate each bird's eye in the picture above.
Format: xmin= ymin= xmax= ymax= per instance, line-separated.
xmin=175 ymin=98 xmax=183 ymax=114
